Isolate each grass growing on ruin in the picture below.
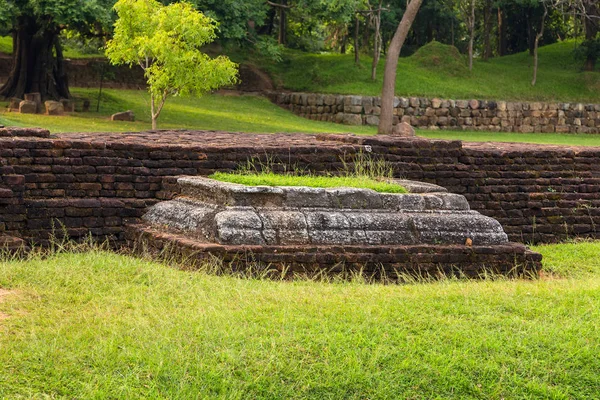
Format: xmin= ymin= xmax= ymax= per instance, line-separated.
xmin=210 ymin=172 xmax=407 ymax=193
xmin=0 ymin=242 xmax=599 ymax=398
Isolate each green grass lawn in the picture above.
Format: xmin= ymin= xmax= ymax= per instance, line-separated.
xmin=0 ymin=241 xmax=599 ymax=398
xmin=0 ymin=88 xmax=376 ymax=135
xmin=0 ymin=35 xmax=103 ymax=59
xmin=3 ymin=88 xmax=600 ymax=147
xmin=260 ymin=41 xmax=600 ymax=103
xmin=0 ymin=36 xmax=11 ymax=55
xmin=210 ymin=172 xmax=407 ymax=193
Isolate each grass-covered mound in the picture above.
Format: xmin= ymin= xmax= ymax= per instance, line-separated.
xmin=0 ymin=241 xmax=599 ymax=398
xmin=411 ymin=41 xmax=468 ymax=77
xmin=209 ymin=171 xmax=408 ymax=193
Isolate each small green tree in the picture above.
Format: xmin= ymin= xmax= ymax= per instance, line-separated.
xmin=106 ymin=0 xmax=238 ymax=129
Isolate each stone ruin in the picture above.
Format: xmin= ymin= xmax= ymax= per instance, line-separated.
xmin=129 ymin=176 xmax=542 ymax=280
xmin=7 ymin=92 xmax=74 ymax=115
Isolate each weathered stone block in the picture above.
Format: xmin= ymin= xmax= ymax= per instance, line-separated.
xmin=391 ymin=122 xmax=415 ymax=137
xmin=45 ymin=100 xmax=64 ymax=115
xmin=342 ymin=113 xmax=363 ymax=125
xmin=19 ymin=100 xmax=37 ymax=114
xmin=469 ymin=99 xmax=480 ymax=110
xmin=60 ymin=98 xmax=75 ymax=112
xmin=111 ymin=110 xmax=135 ymax=121
xmin=365 ymin=115 xmax=380 ymax=126
xmin=24 ymin=93 xmax=41 ymax=112
xmin=8 ymin=97 xmax=22 ymax=111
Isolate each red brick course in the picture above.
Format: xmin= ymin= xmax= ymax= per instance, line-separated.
xmin=1 ymin=128 xmax=599 ymax=245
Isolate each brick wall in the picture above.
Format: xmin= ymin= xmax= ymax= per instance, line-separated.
xmin=269 ymin=92 xmax=600 ymax=134
xmin=1 ymin=128 xmax=599 ymax=245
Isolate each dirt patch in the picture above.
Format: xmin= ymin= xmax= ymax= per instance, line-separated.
xmin=0 ymin=289 xmax=14 ymax=321
xmin=237 ymin=64 xmax=274 ymax=92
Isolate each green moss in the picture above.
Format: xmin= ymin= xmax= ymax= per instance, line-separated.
xmin=209 ymin=172 xmax=407 ymax=193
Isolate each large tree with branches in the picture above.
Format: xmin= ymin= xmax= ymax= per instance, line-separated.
xmin=0 ymin=0 xmax=114 ymax=100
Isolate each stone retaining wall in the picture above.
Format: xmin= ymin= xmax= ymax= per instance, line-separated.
xmin=269 ymin=92 xmax=600 ymax=134
xmin=1 ymin=128 xmax=599 ymax=245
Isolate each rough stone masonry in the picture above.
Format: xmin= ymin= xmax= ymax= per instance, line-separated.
xmin=270 ymin=92 xmax=600 ymax=134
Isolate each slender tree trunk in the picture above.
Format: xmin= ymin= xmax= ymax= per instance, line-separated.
xmin=371 ymin=1 xmax=382 ymax=81
xmin=354 ymin=15 xmax=360 ymax=65
xmin=278 ymin=0 xmax=287 ymax=45
xmin=497 ymin=7 xmax=507 ymax=56
xmin=151 ymin=95 xmax=157 ymax=130
xmin=0 ymin=16 xmax=69 ymax=101
xmin=377 ymin=0 xmax=424 ymax=135
xmin=527 ymin=10 xmax=535 ymax=56
xmin=340 ymin=30 xmax=348 ymax=54
xmin=583 ymin=0 xmax=599 ymax=71
xmin=483 ymin=0 xmax=493 ymax=61
xmin=532 ymin=7 xmax=548 ymax=86
xmin=468 ymin=0 xmax=475 ymax=71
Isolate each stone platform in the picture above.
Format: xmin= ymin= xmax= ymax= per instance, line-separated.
xmin=131 ymin=177 xmax=542 ymax=279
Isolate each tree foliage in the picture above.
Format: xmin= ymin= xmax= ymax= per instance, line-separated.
xmin=105 ymin=0 xmax=238 ymax=129
xmin=191 ymin=0 xmax=269 ymax=40
xmin=1 ymin=0 xmax=114 ymax=33
xmin=0 ymin=0 xmax=116 ymax=99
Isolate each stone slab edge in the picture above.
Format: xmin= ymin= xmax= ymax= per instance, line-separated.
xmin=126 ymin=224 xmax=542 ymax=279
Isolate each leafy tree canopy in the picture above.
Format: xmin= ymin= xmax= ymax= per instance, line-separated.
xmin=105 ymin=0 xmax=238 ymax=129
xmin=191 ymin=0 xmax=269 ymax=40
xmin=1 ymin=0 xmax=114 ymax=34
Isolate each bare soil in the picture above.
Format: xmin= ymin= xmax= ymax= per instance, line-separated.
xmin=0 ymin=289 xmax=14 ymax=321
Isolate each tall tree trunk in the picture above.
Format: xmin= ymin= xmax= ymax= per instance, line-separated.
xmin=532 ymin=6 xmax=547 ymax=86
xmin=583 ymin=0 xmax=598 ymax=71
xmin=371 ymin=1 xmax=382 ymax=81
xmin=468 ymin=0 xmax=475 ymax=71
xmin=482 ymin=0 xmax=493 ymax=61
xmin=354 ymin=15 xmax=360 ymax=65
xmin=0 ymin=17 xmax=68 ymax=101
xmin=340 ymin=29 xmax=348 ymax=54
xmin=377 ymin=0 xmax=424 ymax=135
xmin=497 ymin=7 xmax=507 ymax=56
xmin=527 ymin=10 xmax=535 ymax=56
xmin=278 ymin=0 xmax=287 ymax=45
xmin=0 ymin=17 xmax=69 ymax=101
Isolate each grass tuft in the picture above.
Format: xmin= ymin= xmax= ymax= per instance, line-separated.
xmin=209 ymin=171 xmax=407 ymax=193
xmin=209 ymin=150 xmax=405 ymax=193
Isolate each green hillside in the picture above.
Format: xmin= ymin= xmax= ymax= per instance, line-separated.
xmin=260 ymin=41 xmax=599 ymax=103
